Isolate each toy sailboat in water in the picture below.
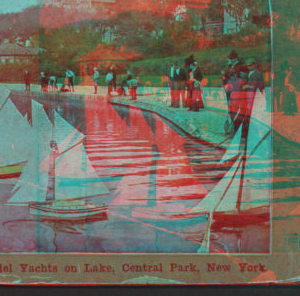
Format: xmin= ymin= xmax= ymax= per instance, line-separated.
xmin=191 ymin=96 xmax=272 ymax=253
xmin=0 ymin=98 xmax=33 ymax=179
xmin=7 ymin=99 xmax=109 ymax=222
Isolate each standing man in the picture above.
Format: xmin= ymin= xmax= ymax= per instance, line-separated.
xmin=40 ymin=72 xmax=48 ymax=92
xmin=66 ymin=69 xmax=75 ymax=92
xmin=92 ymin=67 xmax=100 ymax=94
xmin=23 ymin=70 xmax=31 ymax=92
xmin=222 ymin=50 xmax=244 ymax=118
xmin=174 ymin=61 xmax=187 ymax=108
xmin=242 ymin=58 xmax=265 ymax=139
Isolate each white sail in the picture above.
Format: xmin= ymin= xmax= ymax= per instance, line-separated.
xmin=190 ymin=156 xmax=242 ymax=214
xmin=39 ymin=111 xmax=84 ymax=172
xmin=54 ymin=142 xmax=109 ymax=204
xmin=220 ymin=125 xmax=242 ymax=162
xmin=0 ymin=99 xmax=33 ymax=167
xmin=54 ymin=111 xmax=84 ymax=153
xmin=7 ymin=100 xmax=52 ymax=205
xmin=247 ymin=90 xmax=271 ymax=156
xmin=215 ymin=162 xmax=243 ymax=212
xmin=241 ymin=133 xmax=272 ymax=211
xmin=0 ymin=84 xmax=10 ymax=110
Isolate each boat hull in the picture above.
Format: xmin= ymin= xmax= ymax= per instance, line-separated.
xmin=30 ymin=204 xmax=108 ymax=222
xmin=0 ymin=163 xmax=26 ymax=179
xmin=212 ymin=207 xmax=270 ymax=229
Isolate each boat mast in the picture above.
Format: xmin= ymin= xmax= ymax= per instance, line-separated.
xmin=46 ymin=107 xmax=58 ymax=204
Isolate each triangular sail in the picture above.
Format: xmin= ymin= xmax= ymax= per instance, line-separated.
xmin=241 ymin=133 xmax=272 ymax=211
xmin=7 ymin=100 xmax=52 ymax=205
xmin=215 ymin=162 xmax=243 ymax=212
xmin=220 ymin=125 xmax=242 ymax=162
xmin=54 ymin=142 xmax=109 ymax=204
xmin=246 ymin=90 xmax=271 ymax=156
xmin=190 ymin=156 xmax=242 ymax=214
xmin=39 ymin=111 xmax=84 ymax=172
xmin=0 ymin=99 xmax=33 ymax=167
xmin=54 ymin=111 xmax=84 ymax=153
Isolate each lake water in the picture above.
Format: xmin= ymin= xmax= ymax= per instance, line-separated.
xmin=0 ymin=95 xmax=272 ymax=253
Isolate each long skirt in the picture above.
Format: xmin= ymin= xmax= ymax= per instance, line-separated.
xmin=192 ymin=87 xmax=203 ymax=110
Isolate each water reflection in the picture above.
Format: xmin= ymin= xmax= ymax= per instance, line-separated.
xmin=1 ymin=95 xmax=271 ymax=253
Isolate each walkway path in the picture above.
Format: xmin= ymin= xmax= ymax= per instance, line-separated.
xmin=4 ymin=83 xmax=300 ymax=147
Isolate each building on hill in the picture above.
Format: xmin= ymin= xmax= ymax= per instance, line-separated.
xmin=0 ymin=44 xmax=39 ymax=64
xmin=77 ymin=45 xmax=143 ymax=76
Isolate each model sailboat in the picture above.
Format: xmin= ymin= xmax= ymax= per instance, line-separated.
xmin=7 ymin=99 xmax=109 ymax=222
xmin=0 ymin=98 xmax=33 ymax=179
xmin=190 ymin=94 xmax=272 ymax=253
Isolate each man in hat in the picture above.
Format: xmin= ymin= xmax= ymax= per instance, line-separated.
xmin=173 ymin=61 xmax=188 ymax=108
xmin=23 ymin=70 xmax=31 ymax=92
xmin=222 ymin=50 xmax=244 ymax=123
xmin=40 ymin=72 xmax=48 ymax=92
xmin=241 ymin=58 xmax=265 ymax=138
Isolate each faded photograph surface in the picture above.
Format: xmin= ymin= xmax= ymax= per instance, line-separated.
xmin=0 ymin=0 xmax=274 ymax=256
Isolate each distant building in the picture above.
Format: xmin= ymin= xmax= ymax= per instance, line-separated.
xmin=0 ymin=44 xmax=39 ymax=64
xmin=43 ymin=0 xmax=116 ymax=12
xmin=77 ymin=45 xmax=143 ymax=75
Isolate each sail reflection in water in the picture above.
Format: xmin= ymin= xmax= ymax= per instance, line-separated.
xmin=0 ymin=93 xmax=271 ymax=253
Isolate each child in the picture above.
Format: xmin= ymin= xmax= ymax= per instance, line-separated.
xmin=127 ymin=77 xmax=138 ymax=100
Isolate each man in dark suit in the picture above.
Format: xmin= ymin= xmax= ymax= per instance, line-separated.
xmin=222 ymin=50 xmax=244 ymax=122
xmin=242 ymin=58 xmax=265 ymax=139
xmin=23 ymin=70 xmax=31 ymax=91
xmin=174 ymin=61 xmax=187 ymax=108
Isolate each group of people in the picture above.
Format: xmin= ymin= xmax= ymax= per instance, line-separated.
xmin=92 ymin=65 xmax=138 ymax=100
xmin=163 ymin=50 xmax=266 ymax=141
xmin=222 ymin=50 xmax=265 ymax=140
xmin=39 ymin=70 xmax=75 ymax=93
xmin=23 ymin=49 xmax=276 ymax=143
xmin=167 ymin=55 xmax=205 ymax=111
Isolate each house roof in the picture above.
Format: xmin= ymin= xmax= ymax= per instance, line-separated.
xmin=0 ymin=44 xmax=39 ymax=56
xmin=78 ymin=45 xmax=143 ymax=62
